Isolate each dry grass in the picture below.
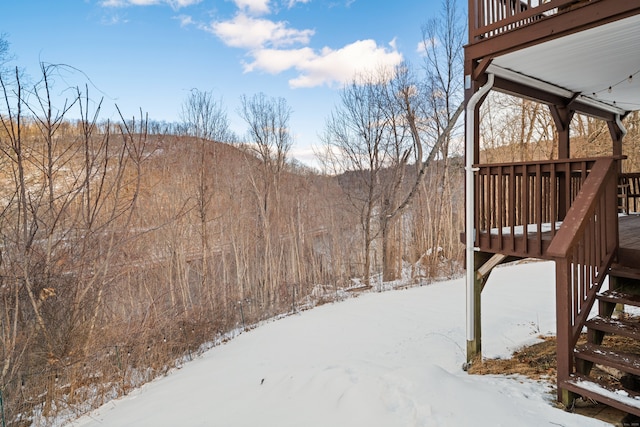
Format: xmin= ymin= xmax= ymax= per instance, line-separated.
xmin=468 ymin=331 xmax=640 ymax=387
xmin=467 ymin=335 xmax=558 ymax=381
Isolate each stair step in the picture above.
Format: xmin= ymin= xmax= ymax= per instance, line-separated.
xmin=563 ymin=373 xmax=640 ymax=417
xmin=610 ymin=265 xmax=640 ymax=281
xmin=574 ymin=343 xmax=640 ymax=377
xmin=598 ymin=289 xmax=640 ymax=308
xmin=586 ymin=316 xmax=640 ymax=341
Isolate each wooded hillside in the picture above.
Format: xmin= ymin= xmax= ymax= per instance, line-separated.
xmin=0 ymin=99 xmax=465 ymax=426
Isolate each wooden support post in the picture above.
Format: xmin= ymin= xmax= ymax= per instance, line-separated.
xmin=607 ymin=119 xmax=625 ymax=212
xmin=466 ymin=251 xmax=498 ymax=364
xmin=607 ymin=119 xmax=624 ymax=160
xmin=550 ymin=105 xmax=574 ymax=160
xmin=550 ymin=105 xmax=575 ymax=220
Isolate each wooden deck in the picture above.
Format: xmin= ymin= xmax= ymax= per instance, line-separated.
xmin=474 ymin=214 xmax=640 ymax=263
xmin=619 ymin=214 xmax=640 ymax=267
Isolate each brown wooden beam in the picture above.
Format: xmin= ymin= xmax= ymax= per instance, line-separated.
xmin=472 ymin=57 xmax=493 ymax=82
xmin=493 ymin=77 xmax=618 ymax=121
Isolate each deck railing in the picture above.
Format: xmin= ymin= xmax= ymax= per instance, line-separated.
xmin=470 ymin=0 xmax=582 ymax=41
xmin=546 ymin=157 xmax=618 ymax=395
xmin=474 ymin=158 xmax=597 ymax=257
xmin=619 ymin=172 xmax=640 ymax=214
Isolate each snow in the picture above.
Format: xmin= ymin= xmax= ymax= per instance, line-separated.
xmin=489 ymin=221 xmax=562 ymax=236
xmin=68 ymin=260 xmax=611 ymax=427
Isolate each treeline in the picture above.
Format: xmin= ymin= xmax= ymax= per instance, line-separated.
xmin=0 ymin=60 xmax=466 ymax=425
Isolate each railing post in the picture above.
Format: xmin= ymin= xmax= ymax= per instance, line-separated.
xmin=555 ymin=255 xmax=574 ymax=406
xmin=468 ymin=0 xmax=476 ymax=44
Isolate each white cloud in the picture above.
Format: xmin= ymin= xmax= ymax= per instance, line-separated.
xmin=211 ymin=13 xmax=314 ymax=49
xmin=244 ymin=47 xmax=316 ymax=73
xmin=175 ymin=14 xmax=195 ymax=27
xmin=234 ymin=0 xmax=270 ymax=15
xmin=100 ymin=0 xmax=129 ymax=6
xmin=100 ymin=13 xmax=129 ymax=25
xmin=205 ymin=1 xmax=402 ymax=89
xmin=100 ymin=0 xmax=201 ymax=9
xmin=416 ymin=37 xmax=437 ymax=56
xmin=169 ymin=0 xmax=201 ymax=7
xmin=287 ymin=0 xmax=311 ymax=7
xmin=291 ymin=40 xmax=403 ymax=88
xmin=245 ymin=40 xmax=403 ymax=88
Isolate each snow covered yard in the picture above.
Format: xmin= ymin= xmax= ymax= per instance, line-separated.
xmin=69 ymin=261 xmax=611 ymax=426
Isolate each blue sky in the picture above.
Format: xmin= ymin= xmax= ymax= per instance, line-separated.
xmin=2 ymin=0 xmax=453 ymax=165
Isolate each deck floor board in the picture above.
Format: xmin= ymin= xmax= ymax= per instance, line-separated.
xmin=619 ymin=215 xmax=640 ymax=249
xmin=618 ymin=215 xmax=640 ymax=267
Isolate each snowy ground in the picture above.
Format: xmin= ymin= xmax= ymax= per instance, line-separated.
xmin=69 ymin=260 xmax=611 ymax=427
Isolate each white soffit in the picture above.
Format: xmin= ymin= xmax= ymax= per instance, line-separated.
xmin=491 ymin=14 xmax=640 ymax=114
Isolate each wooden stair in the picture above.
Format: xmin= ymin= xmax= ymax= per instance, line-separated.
xmin=562 ymin=267 xmax=640 ymax=417
xmin=563 ymin=373 xmax=640 ymax=416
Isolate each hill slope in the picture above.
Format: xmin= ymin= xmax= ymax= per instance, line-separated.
xmin=70 ymin=261 xmax=609 ymax=427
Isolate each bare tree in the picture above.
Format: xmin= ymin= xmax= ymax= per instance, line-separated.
xmin=421 ymin=0 xmax=464 ymax=160
xmin=180 ymin=89 xmax=231 ymax=316
xmin=180 ymin=89 xmax=231 ymax=142
xmin=319 ymin=1 xmax=466 ymax=285
xmin=322 ymin=75 xmax=389 ymax=285
xmin=413 ymin=0 xmax=466 ymax=272
xmin=322 ymin=58 xmax=464 ymax=284
xmin=238 ymin=92 xmax=293 ymax=308
xmin=0 ymin=34 xmax=9 ymax=68
xmin=0 ymin=63 xmax=147 ymax=420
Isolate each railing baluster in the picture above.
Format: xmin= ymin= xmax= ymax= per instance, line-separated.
xmin=595 ymin=203 xmax=603 ymax=283
xmin=565 ymin=162 xmax=572 ymax=219
xmin=493 ymin=170 xmax=497 ymax=244
xmin=509 ymin=165 xmax=516 ymax=252
xmin=550 ymin=163 xmax=557 ymax=237
xmin=497 ymin=167 xmax=504 ymax=250
xmin=471 ymin=0 xmax=580 ymax=41
xmin=536 ymin=163 xmax=543 ymax=255
xmin=476 ymin=170 xmax=482 ymax=233
xmin=574 ymin=244 xmax=580 ymax=323
xmin=524 ymin=165 xmax=530 ymax=253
